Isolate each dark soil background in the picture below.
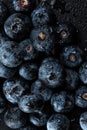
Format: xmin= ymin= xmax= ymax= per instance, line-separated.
xmin=0 ymin=0 xmax=87 ymax=129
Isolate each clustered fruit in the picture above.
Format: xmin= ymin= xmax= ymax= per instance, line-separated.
xmin=0 ymin=0 xmax=86 ymax=130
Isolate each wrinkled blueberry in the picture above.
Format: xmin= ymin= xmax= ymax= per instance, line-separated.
xmin=47 ymin=114 xmax=70 ymax=130
xmin=75 ymin=86 xmax=87 ymax=108
xmin=4 ymin=107 xmax=26 ymax=129
xmin=19 ymin=62 xmax=38 ymax=81
xmin=30 ymin=26 xmax=55 ymax=54
xmin=51 ymin=91 xmax=74 ymax=113
xmin=60 ymin=46 xmax=83 ymax=68
xmin=55 ymin=23 xmax=76 ymax=47
xmin=0 ymin=40 xmax=23 ymax=67
xmin=29 ymin=111 xmax=48 ymax=127
xmin=3 ymin=78 xmax=29 ymax=104
xmin=39 ymin=57 xmax=64 ymax=88
xmin=31 ymin=80 xmax=52 ymax=101
xmin=18 ymin=94 xmax=44 ymax=113
xmin=19 ymin=39 xmax=38 ymax=61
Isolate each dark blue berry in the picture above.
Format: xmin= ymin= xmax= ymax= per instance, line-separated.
xmin=4 ymin=13 xmax=31 ymax=41
xmin=38 ymin=57 xmax=64 ymax=88
xmin=51 ymin=91 xmax=74 ymax=113
xmin=30 ymin=26 xmax=55 ymax=54
xmin=4 ymin=107 xmax=26 ymax=129
xmin=79 ymin=112 xmax=87 ymax=130
xmin=19 ymin=39 xmax=38 ymax=61
xmin=75 ymin=86 xmax=87 ymax=108
xmin=18 ymin=94 xmax=44 ymax=113
xmin=3 ymin=78 xmax=29 ymax=104
xmin=31 ymin=80 xmax=52 ymax=101
xmin=13 ymin=0 xmax=31 ymax=12
xmin=0 ymin=62 xmax=17 ymax=79
xmin=79 ymin=62 xmax=87 ymax=84
xmin=19 ymin=62 xmax=38 ymax=81
xmin=47 ymin=114 xmax=70 ymax=130
xmin=0 ymin=40 xmax=23 ymax=67
xmin=29 ymin=111 xmax=48 ymax=127
xmin=0 ymin=1 xmax=8 ymax=25
xmin=60 ymin=46 xmax=83 ymax=68
xmin=65 ymin=69 xmax=79 ymax=90
xmin=55 ymin=23 xmax=76 ymax=47
xmin=31 ymin=6 xmax=54 ymax=27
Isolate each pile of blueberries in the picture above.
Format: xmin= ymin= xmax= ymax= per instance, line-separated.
xmin=0 ymin=0 xmax=87 ymax=130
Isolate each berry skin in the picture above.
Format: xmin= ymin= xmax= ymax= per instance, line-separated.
xmin=0 ymin=40 xmax=23 ymax=68
xmin=18 ymin=94 xmax=44 ymax=113
xmin=31 ymin=6 xmax=54 ymax=27
xmin=13 ymin=0 xmax=31 ymax=12
xmin=38 ymin=57 xmax=64 ymax=88
xmin=55 ymin=23 xmax=76 ymax=47
xmin=4 ymin=107 xmax=26 ymax=129
xmin=0 ymin=62 xmax=17 ymax=79
xmin=0 ymin=1 xmax=8 ymax=25
xmin=79 ymin=62 xmax=87 ymax=84
xmin=65 ymin=69 xmax=79 ymax=91
xmin=51 ymin=91 xmax=74 ymax=113
xmin=31 ymin=80 xmax=52 ymax=101
xmin=79 ymin=112 xmax=87 ymax=130
xmin=29 ymin=111 xmax=48 ymax=127
xmin=3 ymin=78 xmax=29 ymax=104
xmin=60 ymin=46 xmax=83 ymax=68
xmin=0 ymin=94 xmax=6 ymax=113
xmin=19 ymin=62 xmax=38 ymax=81
xmin=30 ymin=26 xmax=55 ymax=54
xmin=75 ymin=86 xmax=87 ymax=108
xmin=47 ymin=114 xmax=70 ymax=130
xmin=19 ymin=39 xmax=38 ymax=61
xmin=4 ymin=13 xmax=31 ymax=41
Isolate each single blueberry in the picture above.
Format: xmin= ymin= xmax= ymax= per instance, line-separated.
xmin=38 ymin=57 xmax=64 ymax=88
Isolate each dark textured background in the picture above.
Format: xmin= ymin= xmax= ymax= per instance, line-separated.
xmin=1 ymin=0 xmax=87 ymax=129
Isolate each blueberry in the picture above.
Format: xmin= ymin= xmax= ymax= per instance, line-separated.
xmin=19 ymin=39 xmax=38 ymax=61
xmin=13 ymin=0 xmax=32 ymax=12
xmin=0 ymin=94 xmax=6 ymax=113
xmin=38 ymin=57 xmax=64 ymax=88
xmin=31 ymin=80 xmax=52 ymax=101
xmin=75 ymin=86 xmax=87 ymax=108
xmin=3 ymin=78 xmax=29 ymax=104
xmin=4 ymin=13 xmax=31 ymax=41
xmin=29 ymin=111 xmax=48 ymax=127
xmin=18 ymin=94 xmax=44 ymax=113
xmin=47 ymin=114 xmax=70 ymax=130
xmin=4 ymin=107 xmax=26 ymax=129
xmin=0 ymin=1 xmax=8 ymax=25
xmin=55 ymin=23 xmax=76 ymax=47
xmin=65 ymin=69 xmax=79 ymax=90
xmin=79 ymin=112 xmax=87 ymax=130
xmin=0 ymin=40 xmax=23 ymax=68
xmin=0 ymin=62 xmax=17 ymax=79
xmin=51 ymin=91 xmax=74 ymax=113
xmin=60 ymin=46 xmax=83 ymax=68
xmin=31 ymin=6 xmax=54 ymax=27
xmin=19 ymin=62 xmax=38 ymax=81
xmin=79 ymin=62 xmax=87 ymax=84
xmin=30 ymin=26 xmax=55 ymax=54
